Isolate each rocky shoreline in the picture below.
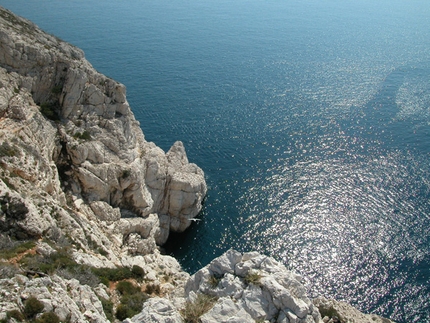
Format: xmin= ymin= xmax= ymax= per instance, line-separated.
xmin=0 ymin=6 xmax=394 ymax=323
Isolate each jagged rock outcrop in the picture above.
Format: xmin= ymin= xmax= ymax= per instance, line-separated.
xmin=0 ymin=6 xmax=205 ymax=320
xmin=184 ymin=249 xmax=322 ymax=323
xmin=123 ymin=298 xmax=183 ymax=323
xmin=313 ymin=297 xmax=393 ymax=323
xmin=0 ymin=5 xmax=207 ymax=257
xmin=0 ymin=274 xmax=109 ymax=323
xmin=125 ymin=250 xmax=394 ymax=323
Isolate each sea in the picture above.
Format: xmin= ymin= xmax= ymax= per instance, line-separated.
xmin=0 ymin=1 xmax=429 ymax=322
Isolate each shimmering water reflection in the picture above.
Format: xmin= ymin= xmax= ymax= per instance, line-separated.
xmin=1 ymin=1 xmax=429 ymax=321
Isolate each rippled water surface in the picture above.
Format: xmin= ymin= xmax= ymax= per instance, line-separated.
xmin=1 ymin=0 xmax=430 ymax=321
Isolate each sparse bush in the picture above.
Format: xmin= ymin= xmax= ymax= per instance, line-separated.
xmin=145 ymin=283 xmax=160 ymax=295
xmin=0 ymin=261 xmax=21 ymax=278
xmin=57 ymin=265 xmax=100 ymax=287
xmin=19 ymin=246 xmax=78 ymax=275
xmin=40 ymin=103 xmax=59 ymax=121
xmin=115 ymin=304 xmax=131 ymax=321
xmin=24 ymin=296 xmax=44 ymax=319
xmin=131 ymin=265 xmax=145 ymax=279
xmin=318 ymin=306 xmax=340 ymax=320
xmin=36 ymin=312 xmax=60 ymax=323
xmin=116 ymin=280 xmax=140 ymax=295
xmin=6 ymin=309 xmax=24 ymax=321
xmin=181 ymin=294 xmax=217 ymax=323
xmin=0 ymin=239 xmax=35 ymax=260
xmin=118 ymin=293 xmax=147 ymax=318
xmin=244 ymin=270 xmax=262 ymax=286
xmin=100 ymin=297 xmax=114 ymax=322
xmin=92 ymin=266 xmax=133 ymax=282
xmin=73 ymin=131 xmax=91 ymax=140
xmin=208 ymin=274 xmax=221 ymax=288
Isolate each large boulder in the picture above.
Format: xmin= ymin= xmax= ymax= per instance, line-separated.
xmin=185 ymin=250 xmax=322 ymax=323
xmin=125 ymin=297 xmax=183 ymax=323
xmin=313 ymin=297 xmax=395 ymax=323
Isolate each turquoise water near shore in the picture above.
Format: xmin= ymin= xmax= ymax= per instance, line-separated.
xmin=1 ymin=1 xmax=430 ymax=321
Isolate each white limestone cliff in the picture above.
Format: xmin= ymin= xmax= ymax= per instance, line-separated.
xmin=0 ymin=6 xmax=207 ymax=256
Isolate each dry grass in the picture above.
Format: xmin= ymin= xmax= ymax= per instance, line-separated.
xmin=244 ymin=270 xmax=262 ymax=287
xmin=181 ymin=294 xmax=217 ymax=323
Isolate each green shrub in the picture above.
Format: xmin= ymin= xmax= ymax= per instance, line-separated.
xmin=114 ymin=280 xmax=148 ymax=320
xmin=40 ymin=103 xmax=59 ymax=121
xmin=115 ymin=304 xmax=131 ymax=321
xmin=6 ymin=309 xmax=24 ymax=321
xmin=0 ymin=240 xmax=35 ymax=260
xmin=73 ymin=131 xmax=91 ymax=140
xmin=24 ymin=296 xmax=44 ymax=318
xmin=116 ymin=281 xmax=140 ymax=295
xmin=181 ymin=294 xmax=217 ymax=323
xmin=92 ymin=266 xmax=133 ymax=282
xmin=36 ymin=312 xmax=60 ymax=323
xmin=131 ymin=265 xmax=145 ymax=279
xmin=100 ymin=297 xmax=114 ymax=322
xmin=119 ymin=293 xmax=147 ymax=318
xmin=99 ymin=276 xmax=110 ymax=287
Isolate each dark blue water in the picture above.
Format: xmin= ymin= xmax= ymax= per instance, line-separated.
xmin=1 ymin=1 xmax=429 ymax=321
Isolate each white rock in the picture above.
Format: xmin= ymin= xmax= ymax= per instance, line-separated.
xmin=209 ymin=249 xmax=243 ymax=275
xmin=129 ymin=297 xmax=183 ymax=323
xmin=200 ymin=297 xmax=253 ymax=323
xmin=90 ymin=201 xmax=121 ymax=222
xmin=186 ymin=250 xmax=319 ymax=323
xmin=313 ymin=297 xmax=394 ymax=323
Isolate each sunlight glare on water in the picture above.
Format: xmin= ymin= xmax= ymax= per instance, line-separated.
xmin=1 ymin=0 xmax=429 ymax=321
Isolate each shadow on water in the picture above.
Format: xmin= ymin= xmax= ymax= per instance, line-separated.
xmin=163 ymin=63 xmax=430 ymax=323
xmin=346 ymin=64 xmax=430 ymax=152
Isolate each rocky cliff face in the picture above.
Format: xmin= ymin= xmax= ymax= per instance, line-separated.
xmin=0 ymin=7 xmax=394 ymax=323
xmin=0 ymin=5 xmax=206 ymax=253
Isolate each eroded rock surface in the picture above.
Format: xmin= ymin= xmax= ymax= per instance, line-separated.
xmin=313 ymin=297 xmax=394 ymax=323
xmin=0 ymin=275 xmax=108 ymax=323
xmin=184 ymin=249 xmax=322 ymax=323
xmin=0 ymin=5 xmax=206 ymax=256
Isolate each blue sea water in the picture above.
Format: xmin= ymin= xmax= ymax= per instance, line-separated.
xmin=1 ymin=0 xmax=429 ymax=321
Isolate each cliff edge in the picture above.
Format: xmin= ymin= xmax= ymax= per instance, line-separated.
xmin=0 ymin=5 xmax=207 ymax=252
xmin=0 ymin=7 xmax=394 ymax=323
